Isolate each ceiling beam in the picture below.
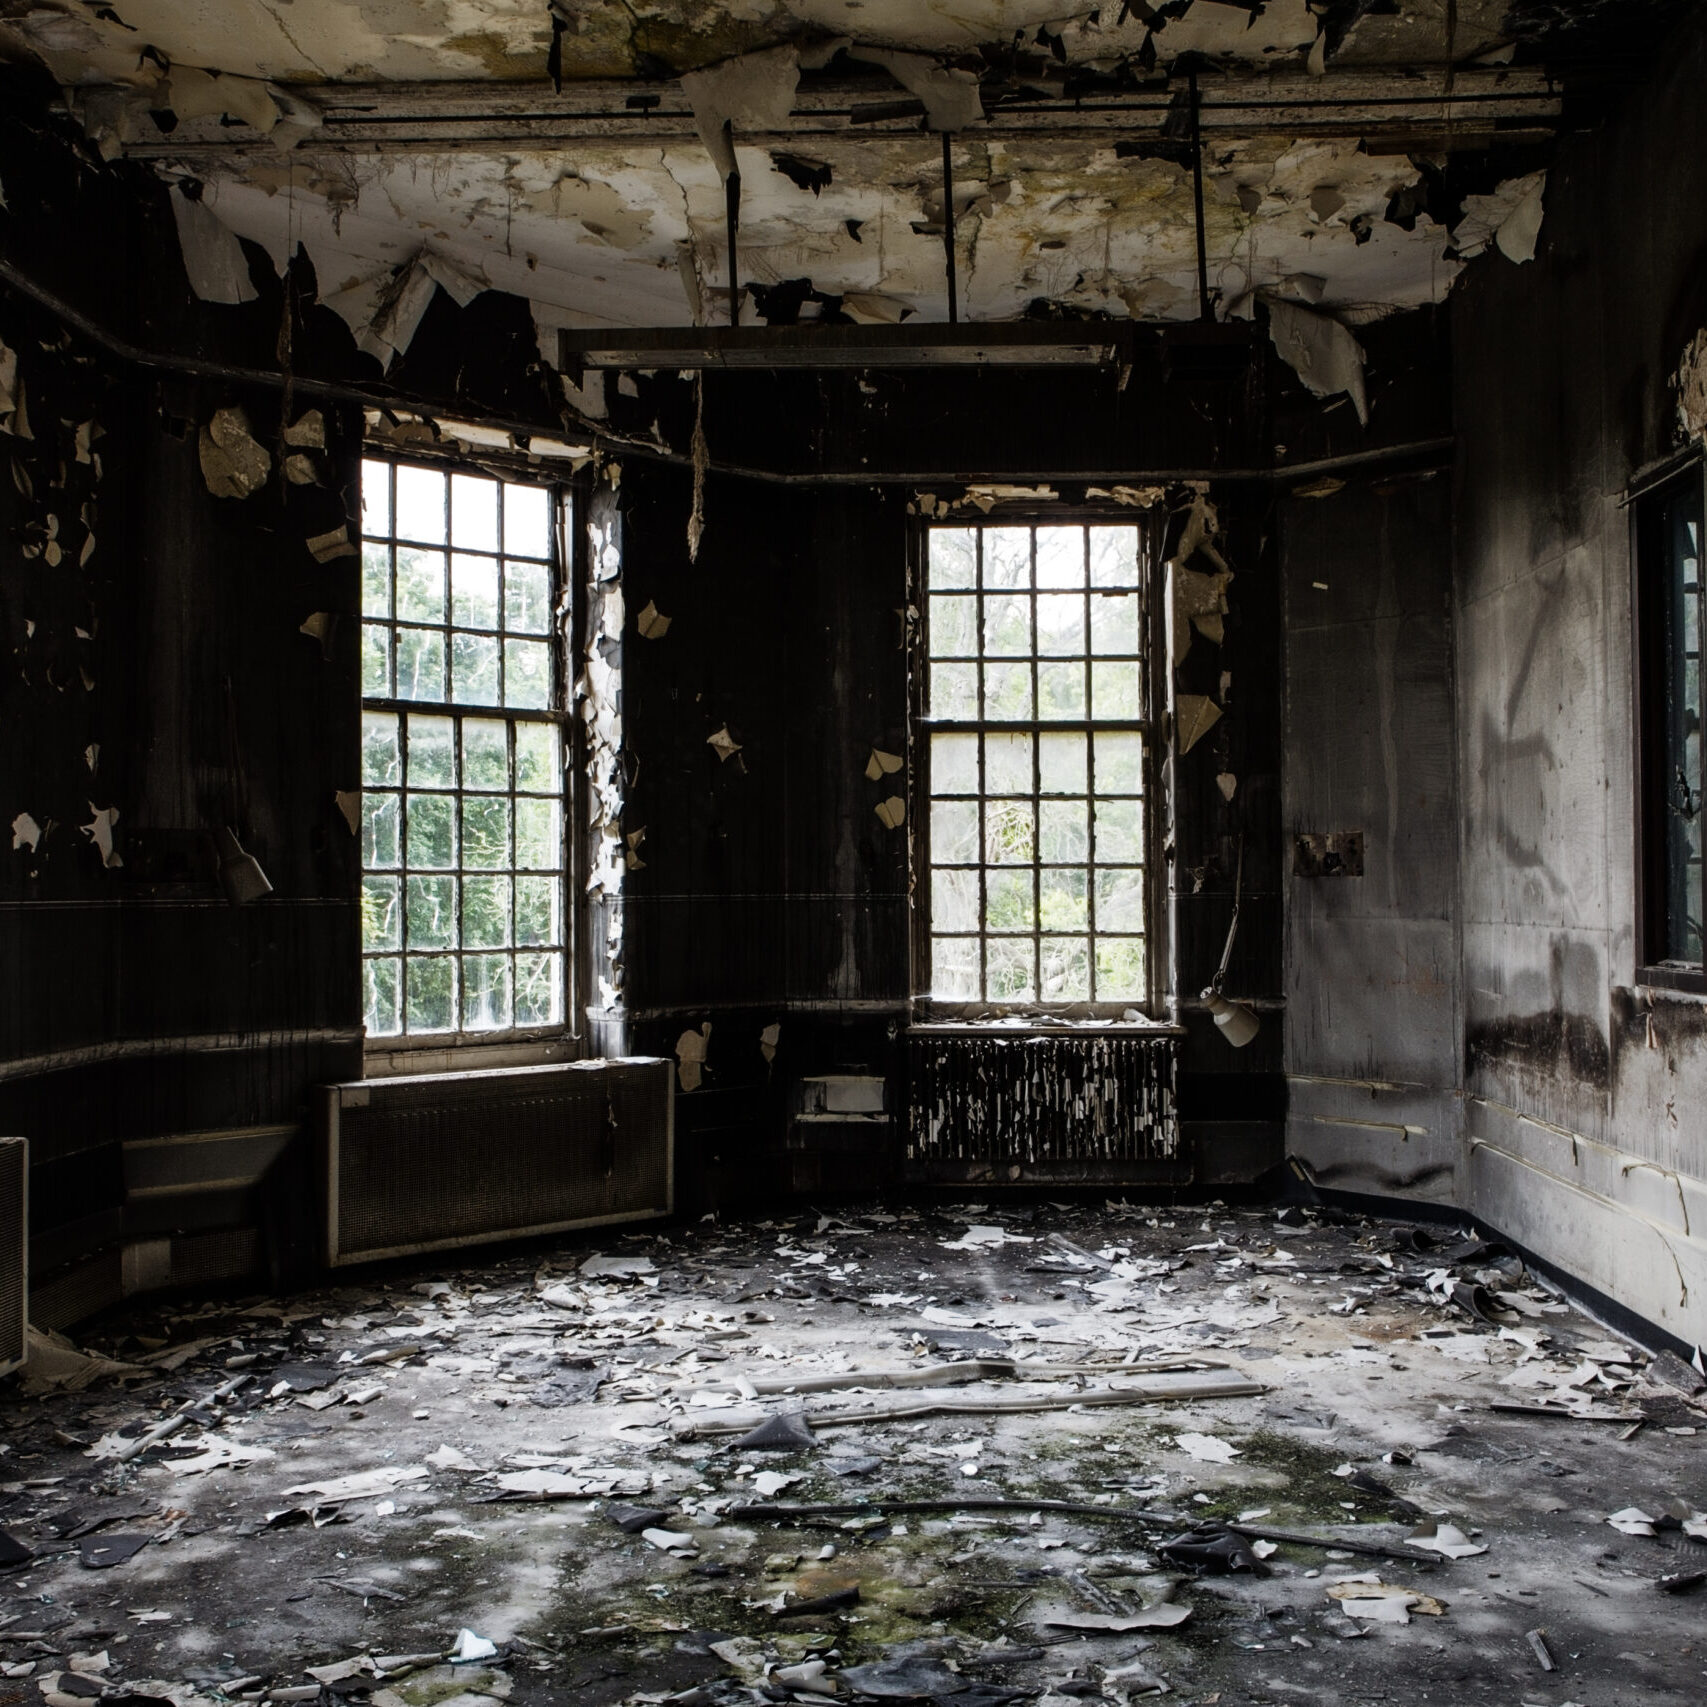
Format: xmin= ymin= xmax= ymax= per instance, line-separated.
xmin=83 ymin=67 xmax=1561 ymax=159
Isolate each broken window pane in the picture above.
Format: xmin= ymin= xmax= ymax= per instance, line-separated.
xmin=985 ymin=800 xmax=1034 ymax=865
xmin=515 ymin=952 xmax=562 ymax=1025
xmin=362 ymin=792 xmax=399 ymax=869
xmin=363 ymin=712 xmax=401 ymax=785
xmin=408 ymin=715 xmax=456 ymax=787
xmin=1095 ymin=936 xmax=1146 ymax=1000
xmin=987 ymin=937 xmax=1036 ymax=1000
xmin=406 ymin=794 xmax=456 ymax=868
xmin=463 ymin=797 xmax=512 ymax=869
xmin=361 ymin=627 xmax=391 ymax=698
xmin=1040 ymin=867 xmax=1087 ymax=931
xmin=516 ymin=876 xmax=561 ymax=947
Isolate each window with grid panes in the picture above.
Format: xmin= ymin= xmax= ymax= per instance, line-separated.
xmin=923 ymin=522 xmax=1153 ymax=1006
xmin=359 ymin=459 xmax=568 ymax=1039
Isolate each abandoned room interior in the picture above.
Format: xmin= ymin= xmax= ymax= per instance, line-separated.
xmin=5 ymin=0 xmax=1707 ymax=1703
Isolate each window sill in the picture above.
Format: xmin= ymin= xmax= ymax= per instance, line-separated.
xmin=1635 ymin=965 xmax=1707 ymax=998
xmin=363 ymin=1032 xmax=578 ymax=1079
xmin=909 ymin=1015 xmax=1185 ymax=1038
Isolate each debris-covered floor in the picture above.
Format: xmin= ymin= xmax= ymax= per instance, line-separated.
xmin=6 ymin=1202 xmax=1707 ymax=1707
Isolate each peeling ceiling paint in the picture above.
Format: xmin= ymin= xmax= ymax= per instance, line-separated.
xmin=0 ymin=1 xmax=1638 ymax=353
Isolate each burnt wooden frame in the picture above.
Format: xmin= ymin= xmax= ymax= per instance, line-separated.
xmin=1631 ymin=450 xmax=1707 ymax=996
xmin=907 ymin=509 xmax=1170 ymax=1018
xmin=357 ymin=452 xmax=582 ymax=1048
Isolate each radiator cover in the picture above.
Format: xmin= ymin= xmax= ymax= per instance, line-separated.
xmin=908 ymin=1027 xmax=1181 ymax=1180
xmin=321 ymin=1059 xmax=673 ymax=1265
xmin=0 ymin=1137 xmax=25 ymax=1376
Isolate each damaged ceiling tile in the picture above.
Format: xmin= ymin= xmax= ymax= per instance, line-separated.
xmin=1266 ymin=299 xmax=1369 ymax=425
xmin=847 ymin=46 xmax=984 ymax=132
xmin=169 ymin=185 xmax=258 ymax=304
xmin=680 ymin=47 xmax=802 ymax=181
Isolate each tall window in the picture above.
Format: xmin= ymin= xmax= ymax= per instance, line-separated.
xmin=358 ymin=459 xmax=568 ymax=1039
xmin=1638 ymin=470 xmax=1704 ymax=986
xmin=921 ymin=521 xmax=1155 ymax=1007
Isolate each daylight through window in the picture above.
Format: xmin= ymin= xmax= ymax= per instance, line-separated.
xmin=923 ymin=522 xmax=1154 ymax=1006
xmin=358 ymin=459 xmax=568 ymax=1039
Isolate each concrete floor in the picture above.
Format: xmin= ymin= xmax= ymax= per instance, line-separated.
xmin=4 ymin=1202 xmax=1706 ymax=1707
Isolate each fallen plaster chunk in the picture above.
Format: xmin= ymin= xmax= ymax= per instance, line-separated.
xmin=284 ymin=1466 xmax=430 ymax=1501
xmin=1174 ymin=1431 xmax=1240 ymax=1463
xmin=1606 ymin=1506 xmax=1657 ymax=1537
xmin=1267 ymin=300 xmax=1369 ymax=425
xmin=848 ymin=47 xmax=984 ymax=131
xmin=579 ymin=1254 xmax=655 ymax=1280
xmin=198 ymin=406 xmax=270 ymax=499
xmin=1175 ymin=696 xmax=1222 ymax=756
xmin=636 ymin=600 xmax=671 ymax=639
xmin=676 ymin=1022 xmax=711 ymax=1092
xmin=680 ymin=47 xmax=801 ymax=180
xmin=940 ymin=1225 xmax=1033 ymax=1250
xmin=875 ymin=796 xmax=906 ymax=830
xmin=1045 ymin=1604 xmax=1191 ymax=1632
xmin=22 ymin=1327 xmax=142 ymax=1392
xmin=1405 ymin=1520 xmax=1487 ymax=1559
xmin=865 ymin=747 xmax=903 ymax=782
xmin=169 ymin=187 xmax=257 ymax=305
xmin=1325 ymin=1574 xmax=1444 ymax=1624
xmin=449 ymin=1631 xmax=497 ymax=1665
xmin=11 ymin=812 xmax=41 ymax=852
xmin=81 ymin=804 xmax=122 ymax=869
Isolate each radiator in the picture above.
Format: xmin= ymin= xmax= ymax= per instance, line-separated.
xmin=907 ymin=1027 xmax=1181 ymax=1179
xmin=0 ymin=1138 xmax=25 ymax=1376
xmin=320 ymin=1059 xmax=673 ymax=1266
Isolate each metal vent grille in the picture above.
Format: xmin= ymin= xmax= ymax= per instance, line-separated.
xmin=908 ymin=1030 xmax=1179 ymax=1177
xmin=0 ymin=1140 xmax=28 ymax=1375
xmin=324 ymin=1060 xmax=673 ymax=1265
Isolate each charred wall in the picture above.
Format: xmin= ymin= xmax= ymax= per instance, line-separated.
xmin=1 ymin=72 xmax=364 ymax=1321
xmin=1451 ymin=5 xmax=1707 ymax=1344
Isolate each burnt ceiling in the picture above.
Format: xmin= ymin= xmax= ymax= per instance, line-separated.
xmin=0 ymin=1 xmax=1687 ymax=362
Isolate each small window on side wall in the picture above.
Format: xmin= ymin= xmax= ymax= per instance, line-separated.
xmin=1637 ymin=467 xmax=1706 ymax=990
